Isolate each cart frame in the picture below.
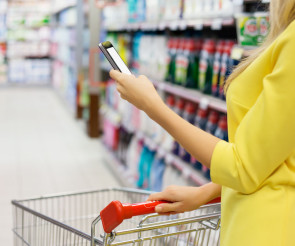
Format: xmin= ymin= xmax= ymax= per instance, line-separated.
xmin=12 ymin=187 xmax=221 ymax=246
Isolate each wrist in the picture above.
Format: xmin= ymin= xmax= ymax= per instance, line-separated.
xmin=144 ymin=94 xmax=166 ymax=120
xmin=199 ymin=183 xmax=222 ymax=204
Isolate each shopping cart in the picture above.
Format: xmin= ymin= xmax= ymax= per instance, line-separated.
xmin=12 ymin=187 xmax=221 ymax=246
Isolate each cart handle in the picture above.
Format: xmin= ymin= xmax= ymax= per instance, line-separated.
xmin=100 ymin=197 xmax=221 ymax=233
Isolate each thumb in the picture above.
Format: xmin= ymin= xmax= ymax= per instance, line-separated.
xmin=155 ymin=202 xmax=181 ymax=214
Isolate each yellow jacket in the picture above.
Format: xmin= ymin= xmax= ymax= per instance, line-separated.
xmin=211 ymin=20 xmax=295 ymax=245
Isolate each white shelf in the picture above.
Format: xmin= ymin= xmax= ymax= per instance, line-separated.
xmin=52 ymin=1 xmax=76 ymax=15
xmin=104 ymin=17 xmax=235 ymax=31
xmin=154 ymin=81 xmax=227 ymax=113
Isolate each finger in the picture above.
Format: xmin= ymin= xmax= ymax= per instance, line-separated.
xmin=110 ymin=69 xmax=134 ymax=85
xmin=147 ymin=192 xmax=171 ymax=202
xmin=109 ymin=69 xmax=123 ymax=81
xmin=157 ymin=212 xmax=179 ymax=216
xmin=155 ymin=202 xmax=181 ymax=214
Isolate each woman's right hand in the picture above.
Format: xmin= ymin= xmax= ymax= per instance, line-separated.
xmin=147 ymin=184 xmax=221 ymax=215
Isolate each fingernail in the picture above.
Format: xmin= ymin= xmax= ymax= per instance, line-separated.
xmin=155 ymin=206 xmax=162 ymax=213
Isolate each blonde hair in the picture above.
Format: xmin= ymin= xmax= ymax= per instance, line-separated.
xmin=225 ymin=0 xmax=295 ymax=92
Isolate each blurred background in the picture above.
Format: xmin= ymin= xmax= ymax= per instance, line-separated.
xmin=0 ymin=0 xmax=269 ymax=244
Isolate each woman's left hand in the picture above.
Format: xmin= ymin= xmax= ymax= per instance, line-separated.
xmin=109 ymin=70 xmax=163 ymax=114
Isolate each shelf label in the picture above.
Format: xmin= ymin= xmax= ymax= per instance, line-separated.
xmin=158 ymin=21 xmax=166 ymax=30
xmin=179 ymin=20 xmax=187 ymax=30
xmin=169 ymin=20 xmax=178 ymax=30
xmin=165 ymin=153 xmax=174 ymax=164
xmin=182 ymin=167 xmax=191 ymax=179
xmin=211 ymin=18 xmax=223 ymax=30
xmin=194 ymin=19 xmax=203 ymax=30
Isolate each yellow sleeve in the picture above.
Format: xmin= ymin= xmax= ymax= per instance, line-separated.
xmin=210 ymin=24 xmax=295 ymax=194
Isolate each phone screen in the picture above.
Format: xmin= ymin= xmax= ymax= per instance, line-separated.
xmin=106 ymin=47 xmax=131 ymax=75
xmin=99 ymin=41 xmax=132 ymax=75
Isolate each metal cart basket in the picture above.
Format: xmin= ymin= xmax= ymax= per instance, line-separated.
xmin=12 ymin=188 xmax=221 ymax=246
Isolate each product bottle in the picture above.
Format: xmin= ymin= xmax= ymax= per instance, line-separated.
xmin=175 ymin=38 xmax=188 ymax=86
xmin=165 ymin=38 xmax=179 ymax=84
xmin=172 ymin=98 xmax=185 ymax=155
xmin=211 ymin=40 xmax=225 ymax=97
xmin=205 ymin=110 xmax=219 ymax=135
xmin=214 ymin=115 xmax=228 ymax=141
xmin=185 ymin=39 xmax=202 ymax=89
xmin=179 ymin=102 xmax=197 ymax=162
xmin=219 ymin=42 xmax=234 ymax=100
xmin=198 ymin=40 xmax=215 ymax=94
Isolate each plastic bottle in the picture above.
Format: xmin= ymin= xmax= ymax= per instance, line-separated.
xmin=211 ymin=40 xmax=225 ymax=97
xmin=194 ymin=99 xmax=209 ymax=131
xmin=198 ymin=40 xmax=215 ymax=94
xmin=218 ymin=43 xmax=232 ymax=100
xmin=214 ymin=115 xmax=228 ymax=142
xmin=172 ymin=98 xmax=185 ymax=155
xmin=179 ymin=102 xmax=197 ymax=162
xmin=205 ymin=110 xmax=219 ymax=135
xmin=175 ymin=38 xmax=188 ymax=86
xmin=185 ymin=39 xmax=202 ymax=89
xmin=165 ymin=38 xmax=179 ymax=84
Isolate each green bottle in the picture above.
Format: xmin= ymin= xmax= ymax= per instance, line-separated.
xmin=198 ymin=40 xmax=215 ymax=95
xmin=165 ymin=38 xmax=179 ymax=84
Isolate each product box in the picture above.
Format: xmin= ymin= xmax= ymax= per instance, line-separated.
xmin=236 ymin=13 xmax=270 ymax=47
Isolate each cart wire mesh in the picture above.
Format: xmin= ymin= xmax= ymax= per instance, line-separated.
xmin=12 ymin=188 xmax=221 ymax=246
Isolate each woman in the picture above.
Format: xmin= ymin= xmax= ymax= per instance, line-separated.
xmin=109 ymin=0 xmax=295 ymax=245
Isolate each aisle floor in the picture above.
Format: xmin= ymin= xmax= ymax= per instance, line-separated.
xmin=0 ymin=87 xmax=119 ymax=245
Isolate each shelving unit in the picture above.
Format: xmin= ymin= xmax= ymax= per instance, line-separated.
xmin=50 ymin=0 xmax=89 ymax=115
xmin=6 ymin=1 xmax=51 ymax=85
xmin=94 ymin=0 xmax=270 ymax=190
xmin=0 ymin=0 xmax=7 ymax=84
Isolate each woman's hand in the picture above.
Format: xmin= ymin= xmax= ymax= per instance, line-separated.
xmin=109 ymin=70 xmax=163 ymax=114
xmin=147 ymin=184 xmax=221 ymax=215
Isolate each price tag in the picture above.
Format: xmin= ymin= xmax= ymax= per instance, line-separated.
xmin=182 ymin=167 xmax=191 ymax=179
xmin=157 ymin=82 xmax=165 ymax=91
xmin=165 ymin=153 xmax=174 ymax=165
xmin=231 ymin=46 xmax=245 ymax=60
xmin=211 ymin=18 xmax=223 ymax=30
xmin=179 ymin=20 xmax=187 ymax=30
xmin=194 ymin=19 xmax=203 ymax=30
xmin=169 ymin=20 xmax=178 ymax=30
xmin=158 ymin=21 xmax=166 ymax=30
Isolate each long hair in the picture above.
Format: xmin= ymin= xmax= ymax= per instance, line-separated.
xmin=225 ymin=0 xmax=295 ymax=92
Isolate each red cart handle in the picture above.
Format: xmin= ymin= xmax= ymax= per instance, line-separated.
xmin=100 ymin=197 xmax=221 ymax=233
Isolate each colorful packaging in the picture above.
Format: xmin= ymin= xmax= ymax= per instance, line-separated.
xmin=256 ymin=13 xmax=270 ymax=44
xmin=237 ymin=14 xmax=258 ymax=46
xmin=211 ymin=40 xmax=225 ymax=97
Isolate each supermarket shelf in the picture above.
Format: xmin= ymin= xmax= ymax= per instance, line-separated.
xmin=137 ymin=133 xmax=210 ymax=186
xmin=1 ymin=82 xmax=51 ymax=88
xmin=104 ymin=17 xmax=235 ymax=31
xmin=100 ymin=63 xmax=227 ymax=113
xmin=52 ymin=1 xmax=76 ymax=15
xmin=103 ymin=146 xmax=135 ymax=188
xmin=103 ymin=104 xmax=210 ymax=186
xmin=53 ymin=57 xmax=76 ymax=69
xmin=154 ymin=81 xmax=227 ymax=113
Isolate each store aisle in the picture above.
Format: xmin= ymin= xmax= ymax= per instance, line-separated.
xmin=0 ymin=87 xmax=119 ymax=245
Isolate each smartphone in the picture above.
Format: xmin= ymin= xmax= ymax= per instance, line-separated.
xmin=98 ymin=41 xmax=132 ymax=75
